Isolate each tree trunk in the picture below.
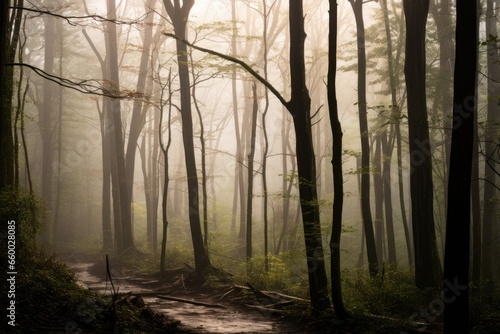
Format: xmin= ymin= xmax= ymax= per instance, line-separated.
xmin=350 ymin=0 xmax=378 ymax=277
xmin=261 ymin=0 xmax=270 ymax=272
xmin=40 ymin=14 xmax=55 ymax=245
xmin=159 ymin=70 xmax=173 ymax=279
xmin=246 ymin=83 xmax=258 ymax=270
xmin=442 ymin=0 xmax=477 ymax=331
xmin=0 ymin=0 xmax=15 ymax=190
xmin=288 ymin=0 xmax=330 ymax=314
xmin=163 ymin=0 xmax=211 ymax=272
xmin=381 ymin=132 xmax=397 ymax=266
xmin=373 ymin=134 xmax=385 ymax=266
xmin=106 ymin=0 xmax=134 ymax=251
xmin=403 ymin=0 xmax=442 ymax=288
xmin=124 ymin=0 xmax=155 ymax=200
xmin=328 ymin=0 xmax=350 ymax=319
xmin=481 ymin=0 xmax=500 ymax=299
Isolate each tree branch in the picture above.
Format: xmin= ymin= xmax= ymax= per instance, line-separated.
xmin=6 ymin=62 xmax=142 ymax=99
xmin=162 ymin=32 xmax=289 ymax=108
xmin=10 ymin=5 xmax=148 ymax=27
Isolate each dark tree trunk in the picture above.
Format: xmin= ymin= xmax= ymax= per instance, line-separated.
xmin=246 ymin=83 xmax=258 ymax=269
xmin=328 ymin=0 xmax=350 ymax=319
xmin=471 ymin=3 xmax=481 ymax=293
xmin=41 ymin=14 xmax=55 ymax=244
xmin=163 ymin=0 xmax=211 ymax=272
xmin=261 ymin=0 xmax=270 ymax=272
xmin=99 ymin=110 xmax=113 ymax=251
xmin=106 ymin=0 xmax=134 ymax=251
xmin=159 ymin=70 xmax=173 ymax=279
xmin=288 ymin=0 xmax=330 ymax=314
xmin=442 ymin=0 xmax=477 ymax=331
xmin=230 ymin=0 xmax=245 ymax=235
xmin=380 ymin=0 xmax=402 ymax=268
xmin=0 ymin=0 xmax=16 ymax=190
xmin=381 ymin=132 xmax=397 ymax=266
xmin=124 ymin=0 xmax=155 ymax=200
xmin=403 ymin=0 xmax=442 ymax=288
xmin=349 ymin=0 xmax=378 ymax=277
xmin=373 ymin=134 xmax=384 ymax=266
xmin=482 ymin=0 xmax=500 ymax=300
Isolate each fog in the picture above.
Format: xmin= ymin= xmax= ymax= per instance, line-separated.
xmin=8 ymin=0 xmax=496 ymax=302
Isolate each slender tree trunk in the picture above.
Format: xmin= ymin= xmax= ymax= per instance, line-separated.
xmin=124 ymin=0 xmax=155 ymax=199
xmin=106 ymin=0 xmax=134 ymax=251
xmin=230 ymin=0 xmax=242 ymax=234
xmin=163 ymin=0 xmax=211 ymax=272
xmin=41 ymin=14 xmax=55 ymax=244
xmin=482 ymin=0 xmax=500 ymax=299
xmin=403 ymin=0 xmax=442 ymax=288
xmin=261 ymin=0 xmax=270 ymax=272
xmin=381 ymin=132 xmax=397 ymax=266
xmin=0 ymin=0 xmax=16 ymax=190
xmin=288 ymin=0 xmax=330 ymax=314
xmin=328 ymin=0 xmax=350 ymax=319
xmin=373 ymin=134 xmax=385 ymax=266
xmin=189 ymin=51 xmax=209 ymax=250
xmin=349 ymin=0 xmax=378 ymax=277
xmin=246 ymin=83 xmax=258 ymax=270
xmin=471 ymin=7 xmax=482 ymax=290
xmin=159 ymin=71 xmax=173 ymax=279
xmin=442 ymin=0 xmax=477 ymax=331
xmin=100 ymin=108 xmax=113 ymax=251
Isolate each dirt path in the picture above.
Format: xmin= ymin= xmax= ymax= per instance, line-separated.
xmin=66 ymin=262 xmax=323 ymax=334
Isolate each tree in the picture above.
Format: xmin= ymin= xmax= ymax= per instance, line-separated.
xmin=246 ymin=82 xmax=258 ymax=269
xmin=442 ymin=0 xmax=477 ymax=331
xmin=1 ymin=0 xmax=22 ymax=190
xmin=164 ymin=0 xmax=331 ymax=314
xmin=349 ymin=0 xmax=378 ymax=277
xmin=328 ymin=0 xmax=350 ymax=319
xmin=481 ymin=0 xmax=500 ymax=299
xmin=162 ymin=0 xmax=212 ymax=273
xmin=40 ymin=13 xmax=55 ymax=244
xmin=403 ymin=0 xmax=442 ymax=288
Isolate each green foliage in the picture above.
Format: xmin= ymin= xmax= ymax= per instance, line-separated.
xmin=342 ymin=268 xmax=436 ymax=318
xmin=238 ymin=254 xmax=290 ymax=291
xmin=0 ymin=188 xmax=42 ymax=260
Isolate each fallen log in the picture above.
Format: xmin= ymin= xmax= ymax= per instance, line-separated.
xmin=157 ymin=295 xmax=227 ymax=309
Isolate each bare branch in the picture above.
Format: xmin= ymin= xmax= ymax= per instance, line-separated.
xmin=6 ymin=62 xmax=142 ymax=99
xmin=163 ymin=32 xmax=289 ymax=108
xmin=10 ymin=5 xmax=148 ymax=27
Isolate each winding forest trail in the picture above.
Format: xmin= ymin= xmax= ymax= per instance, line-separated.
xmin=65 ymin=260 xmax=326 ymax=334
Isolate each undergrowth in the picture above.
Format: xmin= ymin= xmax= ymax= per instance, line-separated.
xmin=1 ymin=188 xmax=188 ymax=333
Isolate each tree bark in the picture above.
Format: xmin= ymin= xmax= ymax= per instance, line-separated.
xmin=349 ymin=0 xmax=378 ymax=277
xmin=41 ymin=14 xmax=55 ymax=244
xmin=163 ymin=0 xmax=211 ymax=272
xmin=328 ymin=0 xmax=350 ymax=319
xmin=442 ymin=0 xmax=477 ymax=331
xmin=403 ymin=0 xmax=442 ymax=288
xmin=481 ymin=0 xmax=500 ymax=299
xmin=106 ymin=0 xmax=134 ymax=251
xmin=288 ymin=0 xmax=330 ymax=314
xmin=246 ymin=83 xmax=258 ymax=270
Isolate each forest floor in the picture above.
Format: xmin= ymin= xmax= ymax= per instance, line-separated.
xmin=61 ymin=252 xmax=486 ymax=334
xmin=63 ymin=253 xmax=333 ymax=334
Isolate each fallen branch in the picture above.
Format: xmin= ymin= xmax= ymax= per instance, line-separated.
xmin=245 ymin=304 xmax=283 ymax=316
xmin=157 ymin=295 xmax=227 ymax=309
xmin=237 ymin=283 xmax=309 ymax=304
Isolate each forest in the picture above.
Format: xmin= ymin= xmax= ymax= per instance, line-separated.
xmin=0 ymin=0 xmax=499 ymax=333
